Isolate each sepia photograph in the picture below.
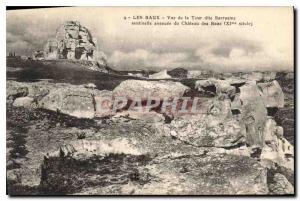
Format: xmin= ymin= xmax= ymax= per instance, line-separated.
xmin=6 ymin=7 xmax=295 ymax=195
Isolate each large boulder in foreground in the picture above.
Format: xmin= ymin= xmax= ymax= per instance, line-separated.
xmin=113 ymin=80 xmax=190 ymax=100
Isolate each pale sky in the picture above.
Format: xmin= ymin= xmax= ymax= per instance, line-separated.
xmin=6 ymin=7 xmax=294 ymax=72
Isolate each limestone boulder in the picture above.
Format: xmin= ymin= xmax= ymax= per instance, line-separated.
xmin=113 ymin=80 xmax=190 ymax=101
xmin=215 ymin=80 xmax=236 ymax=99
xmin=195 ymin=78 xmax=217 ymax=91
xmin=257 ymin=80 xmax=284 ymax=108
xmin=36 ymin=84 xmax=114 ymax=119
xmin=261 ymin=118 xmax=294 ymax=170
xmin=7 ymin=101 xmax=272 ymax=195
xmin=239 ymin=83 xmax=268 ymax=147
xmin=13 ymin=97 xmax=35 ymax=108
xmin=39 ymin=87 xmax=96 ymax=119
xmin=195 ymin=79 xmax=235 ymax=99
xmin=149 ymin=70 xmax=171 ymax=79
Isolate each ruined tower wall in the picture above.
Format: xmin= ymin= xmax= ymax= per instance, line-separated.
xmin=44 ymin=21 xmax=96 ymax=61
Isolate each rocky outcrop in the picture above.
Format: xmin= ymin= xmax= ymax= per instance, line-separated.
xmin=261 ymin=118 xmax=294 ymax=170
xmin=6 ymin=72 xmax=294 ymax=195
xmin=193 ymin=77 xmax=293 ymax=171
xmin=195 ymin=79 xmax=270 ymax=148
xmin=39 ymin=114 xmax=268 ymax=195
xmin=13 ymin=97 xmax=35 ymax=108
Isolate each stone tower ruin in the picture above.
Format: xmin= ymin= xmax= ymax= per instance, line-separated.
xmin=43 ymin=21 xmax=97 ymax=61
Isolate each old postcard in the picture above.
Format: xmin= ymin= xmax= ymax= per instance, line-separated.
xmin=6 ymin=7 xmax=294 ymax=195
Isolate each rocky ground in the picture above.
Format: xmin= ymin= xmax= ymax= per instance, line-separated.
xmin=274 ymin=72 xmax=295 ymax=145
xmin=6 ymin=58 xmax=295 ymax=195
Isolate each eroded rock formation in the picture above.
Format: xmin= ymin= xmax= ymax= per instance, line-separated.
xmin=6 ymin=71 xmax=294 ymax=195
